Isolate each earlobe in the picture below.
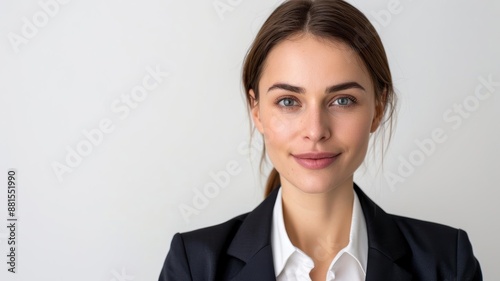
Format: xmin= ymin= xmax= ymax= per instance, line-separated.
xmin=249 ymin=89 xmax=264 ymax=134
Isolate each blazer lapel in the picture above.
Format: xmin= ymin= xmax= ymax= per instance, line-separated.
xmin=228 ymin=245 xmax=275 ymax=281
xmin=365 ymin=251 xmax=412 ymax=281
xmin=224 ymin=187 xmax=279 ymax=281
xmin=354 ymin=184 xmax=412 ymax=281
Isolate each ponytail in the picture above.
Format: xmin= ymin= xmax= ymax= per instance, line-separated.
xmin=264 ymin=168 xmax=281 ymax=197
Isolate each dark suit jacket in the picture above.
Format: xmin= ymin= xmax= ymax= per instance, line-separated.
xmin=159 ymin=184 xmax=482 ymax=280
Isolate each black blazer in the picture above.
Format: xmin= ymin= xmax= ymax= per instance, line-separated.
xmin=159 ymin=184 xmax=482 ymax=280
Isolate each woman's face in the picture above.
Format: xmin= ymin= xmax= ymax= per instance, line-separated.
xmin=250 ymin=34 xmax=383 ymax=194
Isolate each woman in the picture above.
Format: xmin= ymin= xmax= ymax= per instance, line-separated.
xmin=159 ymin=0 xmax=482 ymax=280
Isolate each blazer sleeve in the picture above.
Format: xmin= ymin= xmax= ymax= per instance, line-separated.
xmin=457 ymin=229 xmax=482 ymax=281
xmin=159 ymin=233 xmax=193 ymax=281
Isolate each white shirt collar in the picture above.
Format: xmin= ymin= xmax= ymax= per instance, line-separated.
xmin=271 ymin=187 xmax=368 ymax=279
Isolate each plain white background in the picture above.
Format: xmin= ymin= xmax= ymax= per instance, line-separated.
xmin=0 ymin=0 xmax=498 ymax=280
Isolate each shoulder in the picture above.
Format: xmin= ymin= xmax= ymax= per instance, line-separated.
xmin=391 ymin=214 xmax=459 ymax=244
xmin=179 ymin=213 xmax=249 ymax=252
xmin=390 ymin=213 xmax=475 ymax=250
xmin=354 ymin=184 xmax=482 ymax=280
xmin=159 ymin=213 xmax=250 ymax=281
xmin=160 ymin=189 xmax=279 ymax=280
xmin=389 ymin=214 xmax=482 ymax=280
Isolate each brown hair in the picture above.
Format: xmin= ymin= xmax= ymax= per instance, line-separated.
xmin=242 ymin=0 xmax=397 ymax=197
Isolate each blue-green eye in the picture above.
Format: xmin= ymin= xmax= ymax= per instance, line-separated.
xmin=278 ymin=98 xmax=298 ymax=107
xmin=333 ymin=97 xmax=355 ymax=106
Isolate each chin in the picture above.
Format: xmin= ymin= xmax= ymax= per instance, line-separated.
xmin=288 ymin=177 xmax=340 ymax=194
xmin=283 ymin=168 xmax=354 ymax=195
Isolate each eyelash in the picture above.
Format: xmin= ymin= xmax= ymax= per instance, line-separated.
xmin=275 ymin=95 xmax=358 ymax=109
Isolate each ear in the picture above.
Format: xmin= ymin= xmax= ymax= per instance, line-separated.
xmin=370 ymin=89 xmax=386 ymax=133
xmin=249 ymin=89 xmax=264 ymax=134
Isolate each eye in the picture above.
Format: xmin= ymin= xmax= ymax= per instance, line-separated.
xmin=277 ymin=97 xmax=299 ymax=107
xmin=332 ymin=96 xmax=356 ymax=107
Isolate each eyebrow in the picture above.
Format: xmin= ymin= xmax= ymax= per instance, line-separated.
xmin=267 ymin=81 xmax=366 ymax=94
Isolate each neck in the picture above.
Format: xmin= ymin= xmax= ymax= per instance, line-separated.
xmin=280 ymin=179 xmax=354 ymax=262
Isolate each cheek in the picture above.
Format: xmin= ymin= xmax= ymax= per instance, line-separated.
xmin=261 ymin=111 xmax=297 ymax=150
xmin=269 ymin=115 xmax=288 ymax=135
xmin=261 ymin=110 xmax=291 ymax=137
xmin=340 ymin=115 xmax=373 ymax=148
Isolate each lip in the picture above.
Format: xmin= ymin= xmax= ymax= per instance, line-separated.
xmin=292 ymin=152 xmax=340 ymax=170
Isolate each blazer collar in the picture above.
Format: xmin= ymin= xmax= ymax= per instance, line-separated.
xmin=226 ymin=187 xmax=279 ymax=280
xmin=353 ymin=183 xmax=412 ymax=281
xmin=226 ymin=184 xmax=412 ymax=281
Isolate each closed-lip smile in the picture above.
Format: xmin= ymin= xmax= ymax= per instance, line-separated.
xmin=292 ymin=152 xmax=340 ymax=169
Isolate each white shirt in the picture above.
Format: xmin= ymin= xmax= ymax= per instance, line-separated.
xmin=271 ymin=188 xmax=368 ymax=281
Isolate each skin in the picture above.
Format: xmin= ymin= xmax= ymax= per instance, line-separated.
xmin=250 ymin=33 xmax=384 ymax=280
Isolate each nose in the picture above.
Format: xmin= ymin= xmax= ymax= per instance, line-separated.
xmin=302 ymin=105 xmax=331 ymax=142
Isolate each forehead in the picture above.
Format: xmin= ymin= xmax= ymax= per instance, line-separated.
xmin=260 ymin=33 xmax=373 ymax=91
